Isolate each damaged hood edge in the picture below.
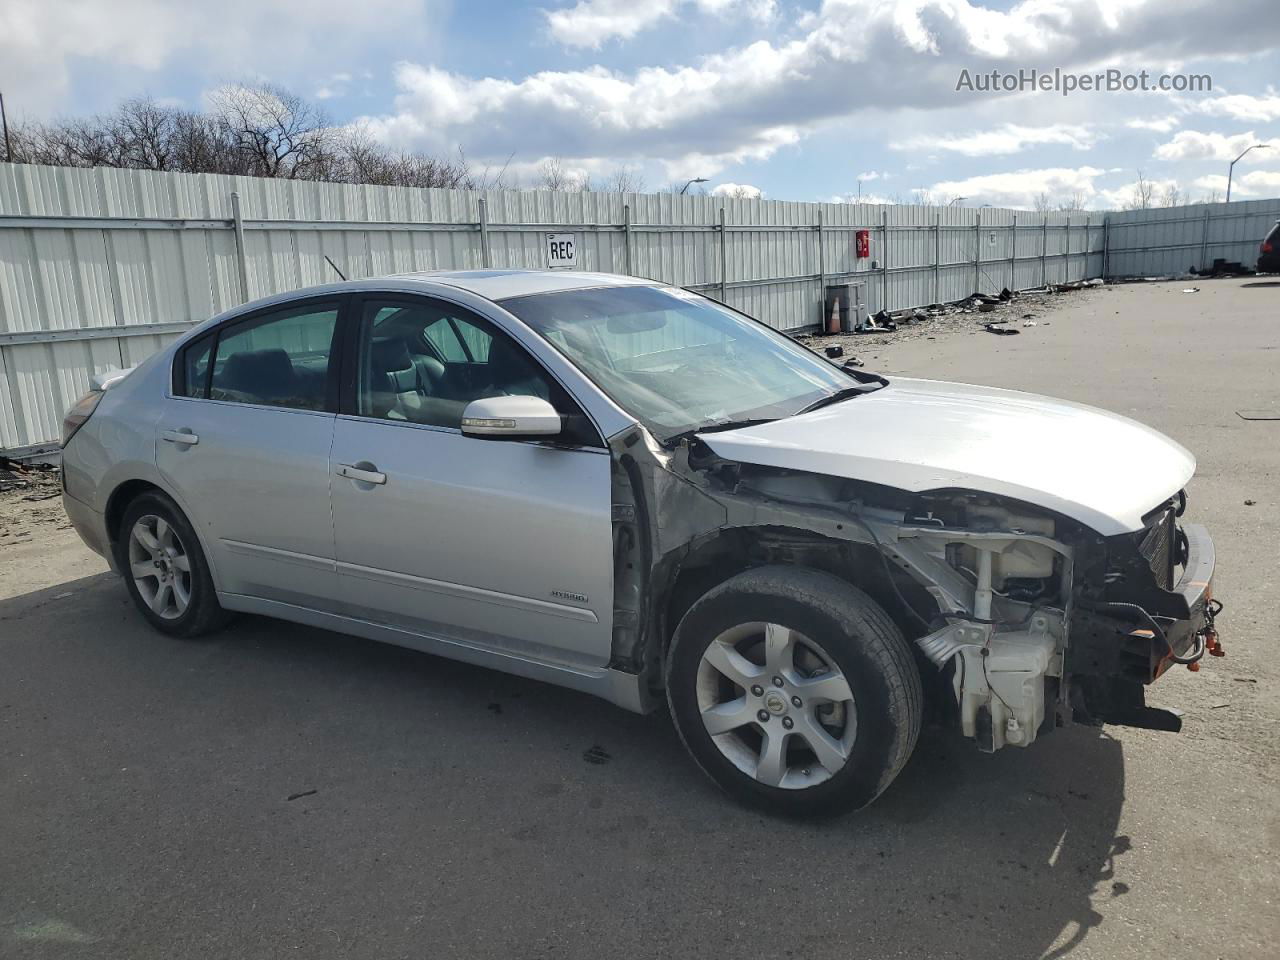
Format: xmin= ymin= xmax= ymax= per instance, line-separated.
xmin=698 ymin=376 xmax=1195 ymax=537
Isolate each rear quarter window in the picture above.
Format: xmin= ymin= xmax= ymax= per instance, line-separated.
xmin=177 ymin=334 xmax=214 ymax=398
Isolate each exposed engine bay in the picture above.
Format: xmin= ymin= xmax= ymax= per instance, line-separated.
xmin=608 ymin=427 xmax=1221 ymax=753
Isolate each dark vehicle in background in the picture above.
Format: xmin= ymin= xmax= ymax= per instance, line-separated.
xmin=1260 ymin=220 xmax=1280 ymax=273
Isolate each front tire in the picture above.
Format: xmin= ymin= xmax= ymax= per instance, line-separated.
xmin=666 ymin=566 xmax=922 ymax=816
xmin=115 ymin=491 xmax=230 ymax=638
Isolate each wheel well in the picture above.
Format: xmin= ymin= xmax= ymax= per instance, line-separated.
xmin=658 ymin=526 xmax=895 ymax=660
xmin=104 ymin=479 xmax=164 ymax=548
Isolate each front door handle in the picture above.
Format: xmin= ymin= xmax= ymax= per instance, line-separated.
xmin=337 ymin=463 xmax=387 ymax=486
xmin=161 ymin=429 xmax=199 ymax=446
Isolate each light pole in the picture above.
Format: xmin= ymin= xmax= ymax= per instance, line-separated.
xmin=947 ymin=196 xmax=968 ymax=207
xmin=1227 ymin=144 xmax=1269 ymax=202
xmin=680 ymin=177 xmax=707 ymax=195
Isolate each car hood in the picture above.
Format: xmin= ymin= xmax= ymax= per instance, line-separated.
xmin=699 ymin=377 xmax=1195 ymax=536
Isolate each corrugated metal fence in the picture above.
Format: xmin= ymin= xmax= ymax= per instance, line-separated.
xmin=1103 ymin=198 xmax=1280 ymax=278
xmin=1 ymin=162 xmax=1107 ymax=454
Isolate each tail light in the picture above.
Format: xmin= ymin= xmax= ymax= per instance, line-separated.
xmin=1263 ymin=241 xmax=1273 ymax=254
xmin=61 ymin=391 xmax=103 ymax=447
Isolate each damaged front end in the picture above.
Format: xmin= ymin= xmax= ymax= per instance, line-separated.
xmin=609 ymin=426 xmax=1220 ymax=753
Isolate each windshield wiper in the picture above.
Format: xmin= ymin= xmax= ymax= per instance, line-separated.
xmin=667 ymin=417 xmax=780 ymax=444
xmin=794 ymin=384 xmax=881 ymax=416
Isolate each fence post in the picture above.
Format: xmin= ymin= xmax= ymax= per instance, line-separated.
xmin=881 ymin=208 xmax=889 ymax=311
xmin=1009 ymin=214 xmax=1017 ymax=291
xmin=933 ymin=213 xmax=941 ymax=304
xmin=478 ymin=197 xmax=491 ymax=268
xmin=719 ymin=206 xmax=728 ymax=302
xmin=1041 ymin=216 xmax=1048 ymax=286
xmin=1199 ymin=205 xmax=1211 ymax=272
xmin=1064 ymin=216 xmax=1071 ymax=282
xmin=230 ymin=191 xmax=249 ymax=304
xmin=1086 ymin=217 xmax=1092 ymax=278
xmin=973 ymin=211 xmax=981 ymax=294
xmin=623 ymin=203 xmax=632 ymax=276
xmin=1102 ymin=216 xmax=1111 ymax=279
xmin=816 ymin=209 xmax=825 ymax=327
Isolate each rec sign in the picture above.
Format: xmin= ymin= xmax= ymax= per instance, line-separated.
xmin=546 ymin=233 xmax=578 ymax=268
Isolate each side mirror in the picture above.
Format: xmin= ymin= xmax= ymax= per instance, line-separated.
xmin=460 ymin=395 xmax=562 ymax=439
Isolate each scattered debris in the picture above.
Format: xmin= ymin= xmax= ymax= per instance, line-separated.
xmin=1182 ymin=287 xmax=1201 ymax=294
xmin=1244 ymin=499 xmax=1257 ymax=506
xmin=1023 ymin=319 xmax=1037 ymax=327
xmin=978 ymin=303 xmax=998 ymax=313
xmin=1232 ymin=677 xmax=1257 ymax=684
xmin=824 ymin=345 xmax=844 ymax=358
xmin=286 ymin=789 xmax=318 ymax=801
xmin=1236 ymin=410 xmax=1280 ymax=421
xmin=1192 ymin=258 xmax=1254 ymax=278
xmin=984 ymin=323 xmax=1019 ymax=336
xmin=1209 ymin=701 xmax=1231 ymax=710
xmin=582 ymin=745 xmax=612 ymax=765
xmin=841 ymin=356 xmax=865 ymax=369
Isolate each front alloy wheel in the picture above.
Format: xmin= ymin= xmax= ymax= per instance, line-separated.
xmin=696 ymin=623 xmax=856 ymax=789
xmin=667 ymin=566 xmax=922 ymax=816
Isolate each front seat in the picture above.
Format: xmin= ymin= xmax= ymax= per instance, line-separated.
xmin=483 ymin=338 xmax=550 ymax=401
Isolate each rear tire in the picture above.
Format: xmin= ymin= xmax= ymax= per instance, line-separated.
xmin=666 ymin=565 xmax=922 ymax=816
xmin=115 ymin=491 xmax=231 ymax=638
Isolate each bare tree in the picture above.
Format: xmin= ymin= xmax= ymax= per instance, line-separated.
xmin=1126 ymin=170 xmax=1155 ymax=210
xmin=1201 ymin=188 xmax=1223 ymax=204
xmin=208 ymin=84 xmax=332 ymax=179
xmin=602 ymin=165 xmax=645 ymax=194
xmin=1057 ymin=189 xmax=1088 ymax=213
xmin=1032 ymin=192 xmax=1053 ymax=215
xmin=910 ymin=189 xmax=936 ymax=206
xmin=537 ymin=156 xmax=577 ymax=191
xmin=1160 ymin=183 xmax=1183 ymax=207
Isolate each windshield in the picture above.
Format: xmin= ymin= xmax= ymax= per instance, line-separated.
xmin=501 ymin=285 xmax=864 ymax=440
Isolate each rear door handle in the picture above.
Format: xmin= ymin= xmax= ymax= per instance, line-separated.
xmin=337 ymin=463 xmax=387 ymax=485
xmin=161 ymin=429 xmax=199 ymax=445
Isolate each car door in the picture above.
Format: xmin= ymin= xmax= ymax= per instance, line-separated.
xmin=329 ymin=293 xmax=615 ymax=669
xmin=156 ymin=296 xmax=345 ymax=610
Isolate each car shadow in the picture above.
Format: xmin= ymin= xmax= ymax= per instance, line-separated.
xmin=1240 ymin=280 xmax=1280 ymax=287
xmin=2 ymin=572 xmax=1127 ymax=960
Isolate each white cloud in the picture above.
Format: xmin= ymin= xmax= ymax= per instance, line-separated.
xmin=1194 ymin=169 xmax=1280 ymax=197
xmin=1154 ymin=129 xmax=1277 ymax=162
xmin=926 ymin=166 xmax=1111 ymax=208
xmin=315 ymin=72 xmax=353 ymax=100
xmin=711 ymin=181 xmax=764 ymax=198
xmin=0 ymin=0 xmax=438 ymax=112
xmin=364 ymin=0 xmax=1280 ymax=180
xmin=1193 ymin=90 xmax=1280 ymax=123
xmin=1127 ymin=115 xmax=1180 ymax=133
xmin=543 ymin=0 xmax=775 ymax=49
xmin=856 ymin=170 xmax=889 ymax=181
xmin=893 ymin=123 xmax=1100 ymax=156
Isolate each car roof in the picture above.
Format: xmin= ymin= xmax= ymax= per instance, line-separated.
xmin=393 ymin=269 xmax=657 ymax=301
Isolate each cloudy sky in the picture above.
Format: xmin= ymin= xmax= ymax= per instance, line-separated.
xmin=3 ymin=0 xmax=1280 ymax=208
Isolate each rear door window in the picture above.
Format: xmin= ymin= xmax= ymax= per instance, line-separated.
xmin=204 ymin=302 xmax=340 ymax=410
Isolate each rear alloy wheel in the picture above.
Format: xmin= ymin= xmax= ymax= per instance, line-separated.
xmin=667 ymin=566 xmax=922 ymax=816
xmin=127 ymin=514 xmax=192 ymax=620
xmin=116 ymin=491 xmax=231 ymax=638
